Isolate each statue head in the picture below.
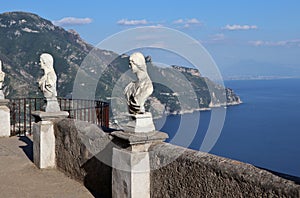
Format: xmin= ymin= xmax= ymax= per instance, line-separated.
xmin=129 ymin=52 xmax=147 ymax=73
xmin=40 ymin=53 xmax=54 ymax=72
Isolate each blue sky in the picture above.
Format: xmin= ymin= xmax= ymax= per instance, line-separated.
xmin=1 ymin=0 xmax=300 ymax=78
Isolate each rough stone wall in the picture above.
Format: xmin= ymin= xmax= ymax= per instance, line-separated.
xmin=149 ymin=143 xmax=300 ymax=198
xmin=53 ymin=119 xmax=300 ymax=198
xmin=53 ymin=119 xmax=113 ymax=197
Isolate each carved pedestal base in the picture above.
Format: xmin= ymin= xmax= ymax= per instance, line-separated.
xmin=123 ymin=112 xmax=155 ymax=133
xmin=45 ymin=98 xmax=60 ymax=112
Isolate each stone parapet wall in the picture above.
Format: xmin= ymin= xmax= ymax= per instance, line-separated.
xmin=149 ymin=143 xmax=300 ymax=198
xmin=53 ymin=119 xmax=113 ymax=197
xmin=53 ymin=119 xmax=300 ymax=198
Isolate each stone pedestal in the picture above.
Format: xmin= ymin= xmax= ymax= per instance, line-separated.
xmin=44 ymin=98 xmax=61 ymax=113
xmin=112 ymin=148 xmax=150 ymax=198
xmin=33 ymin=120 xmax=56 ymax=169
xmin=111 ymin=129 xmax=168 ymax=198
xmin=123 ymin=112 xmax=155 ymax=133
xmin=32 ymin=111 xmax=68 ymax=169
xmin=0 ymin=99 xmax=10 ymax=137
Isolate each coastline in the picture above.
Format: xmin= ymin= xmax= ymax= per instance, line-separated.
xmin=165 ymin=100 xmax=243 ymax=116
xmin=110 ymin=100 xmax=243 ymax=122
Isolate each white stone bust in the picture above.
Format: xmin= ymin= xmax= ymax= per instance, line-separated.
xmin=38 ymin=53 xmax=57 ymax=98
xmin=124 ymin=52 xmax=153 ymax=114
xmin=0 ymin=60 xmax=5 ymax=90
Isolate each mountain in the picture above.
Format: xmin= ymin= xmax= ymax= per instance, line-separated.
xmin=0 ymin=11 xmax=116 ymax=97
xmin=0 ymin=11 xmax=241 ymax=115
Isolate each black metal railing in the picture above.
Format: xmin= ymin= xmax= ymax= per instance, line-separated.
xmin=9 ymin=98 xmax=109 ymax=136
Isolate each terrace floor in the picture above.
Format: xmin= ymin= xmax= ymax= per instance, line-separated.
xmin=0 ymin=136 xmax=94 ymax=198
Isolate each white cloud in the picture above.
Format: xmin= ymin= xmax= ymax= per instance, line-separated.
xmin=223 ymin=24 xmax=258 ymax=31
xmin=117 ymin=19 xmax=148 ymax=26
xmin=173 ymin=19 xmax=184 ymax=24
xmin=249 ymin=40 xmax=265 ymax=46
xmin=53 ymin=17 xmax=92 ymax=26
xmin=186 ymin=18 xmax=201 ymax=24
xmin=249 ymin=39 xmax=300 ymax=47
xmin=210 ymin=33 xmax=225 ymax=41
xmin=172 ymin=18 xmax=201 ymax=28
xmin=147 ymin=24 xmax=164 ymax=28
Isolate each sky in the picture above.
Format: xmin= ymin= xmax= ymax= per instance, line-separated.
xmin=1 ymin=0 xmax=300 ymax=78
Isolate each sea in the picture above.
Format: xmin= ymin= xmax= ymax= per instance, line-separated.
xmin=154 ymin=78 xmax=300 ymax=177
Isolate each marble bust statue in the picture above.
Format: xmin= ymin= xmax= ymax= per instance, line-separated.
xmin=38 ymin=53 xmax=60 ymax=112
xmin=0 ymin=60 xmax=5 ymax=99
xmin=124 ymin=52 xmax=153 ymax=114
xmin=38 ymin=53 xmax=57 ymax=98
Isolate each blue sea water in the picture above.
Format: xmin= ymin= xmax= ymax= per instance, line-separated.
xmin=155 ymin=78 xmax=300 ymax=177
